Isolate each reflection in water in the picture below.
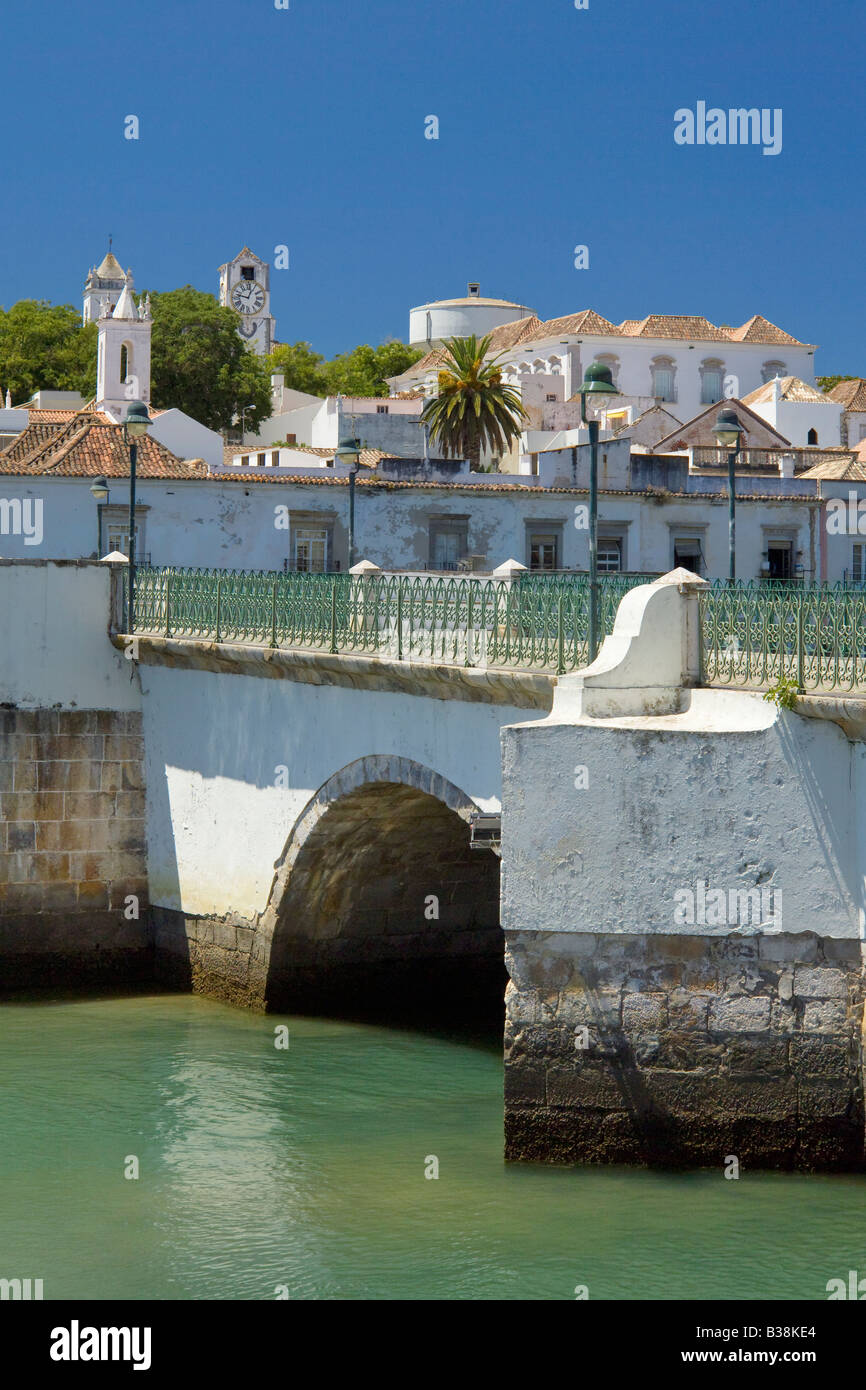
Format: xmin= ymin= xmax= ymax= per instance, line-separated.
xmin=0 ymin=992 xmax=864 ymax=1300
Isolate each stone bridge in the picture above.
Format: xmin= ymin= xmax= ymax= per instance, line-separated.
xmin=4 ymin=558 xmax=866 ymax=1172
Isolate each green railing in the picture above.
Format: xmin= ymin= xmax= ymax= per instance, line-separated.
xmin=126 ymin=567 xmax=655 ymax=674
xmin=700 ymin=580 xmax=866 ymax=693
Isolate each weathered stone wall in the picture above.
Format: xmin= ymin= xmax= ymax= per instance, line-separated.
xmin=504 ymin=930 xmax=866 ymax=1170
xmin=0 ymin=708 xmax=150 ymax=986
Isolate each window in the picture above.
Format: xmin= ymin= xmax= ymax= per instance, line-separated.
xmin=546 ymin=394 xmax=558 ymax=402
xmin=376 ymin=405 xmax=389 ymax=414
xmin=853 ymin=544 xmax=865 ymax=583
xmin=767 ymin=544 xmax=792 ymax=579
xmin=606 ymin=410 xmax=629 ymax=433
xmin=102 ymin=505 xmax=147 ymax=562
xmin=429 ymin=519 xmax=469 ymax=570
xmin=673 ymin=539 xmax=703 ymax=573
xmin=807 ymin=428 xmax=818 ymax=445
xmin=120 ymin=343 xmax=129 ymax=382
xmin=241 ymin=266 xmax=255 ymax=281
xmin=271 ymin=451 xmax=280 ymax=467
xmin=257 ymin=452 xmax=267 ymax=466
xmin=527 ymin=527 xmax=561 ymax=571
xmin=700 ymin=359 xmax=725 ymax=405
xmin=651 ymin=357 xmax=676 ymax=402
xmin=294 ymin=527 xmax=329 ymax=573
xmin=597 ymin=539 xmax=622 ymax=572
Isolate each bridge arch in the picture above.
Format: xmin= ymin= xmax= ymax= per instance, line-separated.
xmin=261 ymin=756 xmax=504 ymax=1023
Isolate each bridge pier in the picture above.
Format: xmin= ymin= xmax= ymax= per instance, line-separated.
xmin=501 ymin=572 xmax=866 ymax=1170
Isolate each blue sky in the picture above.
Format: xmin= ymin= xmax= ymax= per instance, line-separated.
xmin=2 ymin=0 xmax=862 ymax=370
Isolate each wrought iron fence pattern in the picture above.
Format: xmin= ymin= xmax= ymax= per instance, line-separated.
xmin=127 ymin=567 xmax=653 ymax=674
xmin=700 ymin=580 xmax=866 ymax=693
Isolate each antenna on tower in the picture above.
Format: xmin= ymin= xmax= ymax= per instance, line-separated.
xmin=108 ymin=234 xmax=113 ymax=253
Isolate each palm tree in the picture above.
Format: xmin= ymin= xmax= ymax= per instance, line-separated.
xmin=420 ymin=335 xmax=527 ymax=471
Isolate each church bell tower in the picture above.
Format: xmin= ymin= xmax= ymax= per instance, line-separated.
xmin=95 ymin=272 xmax=152 ymax=421
xmin=218 ymin=247 xmax=275 ymax=355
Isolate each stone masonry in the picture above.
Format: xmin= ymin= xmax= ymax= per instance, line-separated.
xmin=504 ymin=930 xmax=866 ymax=1171
xmin=0 ymin=707 xmax=150 ymax=986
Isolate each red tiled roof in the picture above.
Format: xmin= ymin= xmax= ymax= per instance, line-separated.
xmin=0 ymin=414 xmax=207 ymax=479
xmin=827 ymin=378 xmax=866 ymax=412
xmin=725 ymin=315 xmax=804 ymax=346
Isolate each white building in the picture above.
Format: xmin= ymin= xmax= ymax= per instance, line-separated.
xmin=218 ymin=246 xmax=276 ymax=355
xmin=827 ymin=379 xmax=866 ymax=447
xmin=741 ymin=375 xmax=843 ymax=447
xmin=392 ymin=307 xmax=819 ymax=469
xmin=409 ymin=283 xmax=535 ymax=348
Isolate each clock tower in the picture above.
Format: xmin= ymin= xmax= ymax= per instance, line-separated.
xmin=218 ymin=247 xmax=276 ymax=355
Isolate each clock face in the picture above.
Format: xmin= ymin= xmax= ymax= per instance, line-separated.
xmin=231 ymin=279 xmax=265 ymax=316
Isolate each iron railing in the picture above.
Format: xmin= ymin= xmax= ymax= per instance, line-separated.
xmin=700 ymin=580 xmax=866 ymax=693
xmin=125 ymin=566 xmax=655 ymax=674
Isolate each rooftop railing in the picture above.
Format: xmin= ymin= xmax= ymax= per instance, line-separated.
xmin=125 ymin=566 xmax=654 ymax=675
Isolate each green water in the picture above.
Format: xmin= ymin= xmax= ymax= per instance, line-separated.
xmin=1 ymin=992 xmax=865 ymax=1301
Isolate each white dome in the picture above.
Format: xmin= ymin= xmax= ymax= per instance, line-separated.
xmin=410 ymin=287 xmax=535 ymax=347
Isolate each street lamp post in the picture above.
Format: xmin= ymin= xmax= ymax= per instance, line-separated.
xmin=122 ymin=400 xmax=151 ymax=631
xmin=713 ymin=407 xmax=745 ymax=582
xmin=335 ymin=436 xmax=362 ymax=569
xmin=239 ymin=402 xmax=256 ymax=437
xmin=579 ymin=363 xmax=620 ymax=661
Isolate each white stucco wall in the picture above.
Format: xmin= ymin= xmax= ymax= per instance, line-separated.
xmin=750 ymin=396 xmax=843 ymax=447
xmin=0 ymin=473 xmax=822 ymax=578
xmin=139 ymin=662 xmax=525 ymax=916
xmin=0 ymin=561 xmax=139 ymax=710
xmin=502 ymin=690 xmax=862 ymax=940
xmin=149 ymin=409 xmax=225 ymax=470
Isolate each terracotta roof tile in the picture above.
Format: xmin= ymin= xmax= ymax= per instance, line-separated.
xmin=0 ymin=415 xmax=207 ymax=479
xmin=741 ymin=376 xmax=829 ymax=405
xmin=725 ymin=314 xmax=804 ymax=346
xmin=827 ymin=378 xmax=866 ymax=412
xmin=527 ymin=310 xmax=618 ymax=340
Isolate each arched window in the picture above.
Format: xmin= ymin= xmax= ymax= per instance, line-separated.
xmin=762 ymin=360 xmax=788 ymax=383
xmin=651 ymin=356 xmax=676 ymax=402
xmin=119 ymin=344 xmax=129 ymax=382
xmin=700 ymin=358 xmax=725 ymax=405
xmin=807 ymin=428 xmax=818 ymax=445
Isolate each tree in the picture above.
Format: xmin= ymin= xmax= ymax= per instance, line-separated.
xmin=145 ymin=286 xmax=272 ymax=432
xmin=322 ymin=340 xmax=424 ymax=397
xmin=419 ymin=335 xmax=527 ymax=470
xmin=267 ymin=341 xmax=327 ymax=396
xmin=0 ymin=301 xmax=97 ymax=404
xmin=816 ymin=375 xmax=859 ymax=393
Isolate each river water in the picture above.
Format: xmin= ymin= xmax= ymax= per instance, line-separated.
xmin=1 ymin=991 xmax=864 ymax=1301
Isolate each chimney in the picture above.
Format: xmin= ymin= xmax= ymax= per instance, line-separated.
xmin=779 ymin=453 xmax=795 ymax=478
